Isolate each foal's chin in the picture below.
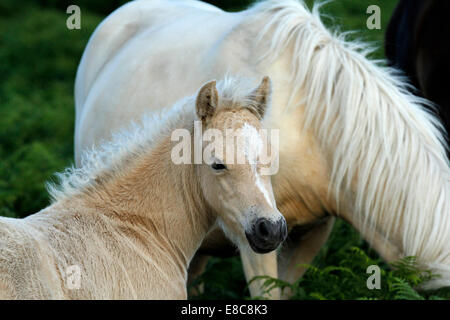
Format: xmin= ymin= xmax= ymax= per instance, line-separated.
xmin=244 ymin=233 xmax=283 ymax=254
xmin=246 ymin=238 xmax=280 ymax=254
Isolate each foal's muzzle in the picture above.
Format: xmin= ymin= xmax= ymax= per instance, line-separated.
xmin=245 ymin=217 xmax=288 ymax=254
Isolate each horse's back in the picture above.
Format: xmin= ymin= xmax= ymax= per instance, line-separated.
xmin=0 ymin=217 xmax=63 ymax=299
xmin=75 ymin=0 xmax=222 ymax=111
xmin=74 ymin=0 xmax=248 ymax=164
xmin=0 ymin=218 xmax=21 ymax=299
xmin=0 ymin=217 xmax=39 ymax=298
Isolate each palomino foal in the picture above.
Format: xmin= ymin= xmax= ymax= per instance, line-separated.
xmin=0 ymin=77 xmax=286 ymax=299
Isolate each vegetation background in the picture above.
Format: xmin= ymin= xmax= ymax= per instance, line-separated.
xmin=0 ymin=0 xmax=448 ymax=299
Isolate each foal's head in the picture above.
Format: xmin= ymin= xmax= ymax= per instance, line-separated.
xmin=195 ymin=77 xmax=287 ymax=254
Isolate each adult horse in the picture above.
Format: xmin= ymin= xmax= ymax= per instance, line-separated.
xmin=0 ymin=77 xmax=287 ymax=299
xmin=75 ymin=0 xmax=450 ymax=297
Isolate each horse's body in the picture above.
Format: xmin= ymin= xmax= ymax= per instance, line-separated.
xmin=0 ymin=199 xmax=190 ymax=299
xmin=75 ymin=0 xmax=450 ymax=296
xmin=0 ymin=77 xmax=286 ymax=299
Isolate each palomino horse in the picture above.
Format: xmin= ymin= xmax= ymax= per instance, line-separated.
xmin=75 ymin=0 xmax=450 ymax=297
xmin=0 ymin=77 xmax=287 ymax=299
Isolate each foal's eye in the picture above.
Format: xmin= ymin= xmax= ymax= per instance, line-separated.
xmin=211 ymin=162 xmax=227 ymax=171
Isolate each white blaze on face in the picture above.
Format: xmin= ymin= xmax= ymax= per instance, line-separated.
xmin=240 ymin=122 xmax=274 ymax=208
xmin=255 ymin=174 xmax=274 ymax=208
xmin=240 ymin=122 xmax=263 ymax=165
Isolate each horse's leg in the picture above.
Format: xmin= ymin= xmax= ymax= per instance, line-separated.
xmin=240 ymin=245 xmax=280 ymax=299
xmin=187 ymin=253 xmax=210 ymax=297
xmin=278 ymin=216 xmax=335 ymax=299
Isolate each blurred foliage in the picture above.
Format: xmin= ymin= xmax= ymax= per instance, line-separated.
xmin=0 ymin=0 xmax=448 ymax=299
xmin=0 ymin=5 xmax=98 ymax=217
xmin=249 ymin=253 xmax=450 ymax=300
xmin=191 ymin=220 xmax=450 ymax=300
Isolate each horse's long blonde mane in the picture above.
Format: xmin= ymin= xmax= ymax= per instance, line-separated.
xmin=252 ymin=0 xmax=450 ymax=286
xmin=48 ymin=76 xmax=260 ymax=202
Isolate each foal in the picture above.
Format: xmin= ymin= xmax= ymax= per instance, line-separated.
xmin=0 ymin=77 xmax=286 ymax=299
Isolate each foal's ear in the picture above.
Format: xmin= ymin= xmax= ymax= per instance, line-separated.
xmin=196 ymin=80 xmax=218 ymax=122
xmin=247 ymin=76 xmax=272 ymax=119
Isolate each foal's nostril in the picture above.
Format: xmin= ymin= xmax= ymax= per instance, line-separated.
xmin=256 ymin=219 xmax=270 ymax=238
xmin=246 ymin=217 xmax=287 ymax=254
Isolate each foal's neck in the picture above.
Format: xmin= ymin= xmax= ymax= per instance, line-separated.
xmin=73 ymin=131 xmax=212 ymax=276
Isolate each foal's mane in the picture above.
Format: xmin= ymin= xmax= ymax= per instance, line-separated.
xmin=251 ymin=0 xmax=450 ymax=285
xmin=48 ymin=76 xmax=260 ymax=202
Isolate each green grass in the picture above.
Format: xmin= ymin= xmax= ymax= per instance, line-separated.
xmin=0 ymin=3 xmax=100 ymax=218
xmin=0 ymin=0 xmax=448 ymax=300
